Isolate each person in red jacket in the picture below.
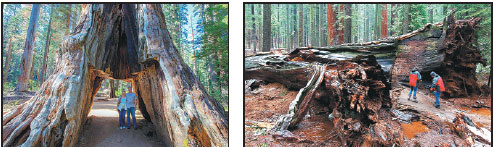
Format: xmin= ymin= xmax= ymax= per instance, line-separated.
xmin=430 ymin=71 xmax=445 ymax=109
xmin=408 ymin=68 xmax=421 ymax=102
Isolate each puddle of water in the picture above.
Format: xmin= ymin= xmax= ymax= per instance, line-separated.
xmin=459 ymin=107 xmax=492 ymax=116
xmin=292 ymin=115 xmax=335 ymax=143
xmin=401 ymin=121 xmax=429 ymax=139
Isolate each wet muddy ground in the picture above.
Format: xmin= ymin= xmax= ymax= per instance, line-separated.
xmin=245 ymin=82 xmax=492 ymax=146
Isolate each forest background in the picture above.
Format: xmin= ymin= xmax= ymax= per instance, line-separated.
xmin=244 ymin=4 xmax=491 ymax=83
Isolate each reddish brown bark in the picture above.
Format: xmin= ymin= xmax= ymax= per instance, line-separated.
xmin=327 ymin=4 xmax=336 ymax=46
xmin=381 ymin=4 xmax=388 ymax=38
xmin=338 ymin=5 xmax=344 ymax=44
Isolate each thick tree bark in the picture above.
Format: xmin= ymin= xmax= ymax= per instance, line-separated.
xmin=262 ymin=4 xmax=271 ymax=52
xmin=246 ymin=53 xmax=399 ymax=146
xmin=245 ymin=54 xmax=314 ymax=90
xmin=3 ymin=4 xmax=228 ymax=147
xmin=39 ymin=5 xmax=54 ymax=84
xmin=327 ymin=4 xmax=336 ymax=46
xmin=15 ymin=4 xmax=41 ymax=92
xmin=381 ymin=4 xmax=388 ymax=38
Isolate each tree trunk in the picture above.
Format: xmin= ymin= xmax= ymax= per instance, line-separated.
xmin=364 ymin=5 xmax=370 ymax=42
xmin=390 ymin=4 xmax=396 ymax=36
xmin=262 ymin=4 xmax=271 ymax=52
xmin=3 ymin=37 xmax=14 ymax=85
xmin=251 ymin=4 xmax=257 ymax=54
xmin=338 ymin=5 xmax=344 ymax=44
xmin=402 ymin=4 xmax=410 ymax=34
xmin=381 ymin=4 xmax=388 ymax=38
xmin=3 ymin=4 xmax=228 ymax=147
xmin=286 ymin=5 xmax=290 ymax=51
xmin=298 ymin=4 xmax=303 ymax=47
xmin=429 ymin=5 xmax=434 ymax=23
xmin=343 ymin=4 xmax=352 ymax=43
xmin=319 ymin=4 xmax=324 ymax=47
xmin=327 ymin=4 xmax=335 ymax=46
xmin=65 ymin=4 xmax=72 ymax=35
xmin=109 ymin=79 xmax=116 ymax=98
xmin=15 ymin=4 xmax=41 ymax=92
xmin=190 ymin=14 xmax=198 ymax=80
xmin=374 ymin=4 xmax=381 ymax=40
xmin=39 ymin=5 xmax=54 ymax=84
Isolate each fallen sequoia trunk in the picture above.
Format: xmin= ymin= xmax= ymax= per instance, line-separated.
xmin=2 ymin=4 xmax=227 ymax=147
xmin=246 ymin=53 xmax=403 ymax=146
xmin=390 ymin=13 xmax=485 ymax=98
xmin=260 ymin=13 xmax=484 ymax=98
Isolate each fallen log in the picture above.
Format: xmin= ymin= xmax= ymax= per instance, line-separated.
xmin=252 ymin=53 xmax=401 ymax=145
xmin=391 ymin=13 xmax=485 ymax=98
xmin=453 ymin=112 xmax=491 ymax=145
xmin=270 ymin=13 xmax=484 ymax=98
xmin=245 ymin=55 xmax=314 ymax=89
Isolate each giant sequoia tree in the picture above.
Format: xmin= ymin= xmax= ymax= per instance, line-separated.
xmin=2 ymin=4 xmax=228 ymax=147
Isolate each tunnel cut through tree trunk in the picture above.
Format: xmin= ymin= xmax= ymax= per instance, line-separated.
xmin=2 ymin=4 xmax=228 ymax=147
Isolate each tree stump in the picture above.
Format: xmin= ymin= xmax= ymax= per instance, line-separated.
xmin=2 ymin=4 xmax=227 ymax=147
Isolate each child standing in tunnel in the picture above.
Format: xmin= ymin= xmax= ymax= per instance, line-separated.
xmin=118 ymin=92 xmax=127 ymax=130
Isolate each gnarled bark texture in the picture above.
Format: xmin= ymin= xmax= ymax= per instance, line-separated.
xmin=2 ymin=4 xmax=228 ymax=147
xmin=245 ymin=52 xmax=401 ymax=146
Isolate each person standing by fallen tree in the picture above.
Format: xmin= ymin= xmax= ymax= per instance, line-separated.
xmin=408 ymin=68 xmax=421 ymax=102
xmin=430 ymin=71 xmax=445 ymax=109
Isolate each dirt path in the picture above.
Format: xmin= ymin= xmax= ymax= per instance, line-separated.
xmin=78 ymin=98 xmax=164 ymax=147
xmin=397 ymin=87 xmax=491 ymax=130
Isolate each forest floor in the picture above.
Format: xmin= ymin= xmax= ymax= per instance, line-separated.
xmin=245 ymin=83 xmax=341 ymax=146
xmin=2 ymin=91 xmax=35 ymax=114
xmin=395 ymin=86 xmax=491 ymax=146
xmin=77 ymin=97 xmax=165 ymax=147
xmin=244 ymin=82 xmax=492 ymax=146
